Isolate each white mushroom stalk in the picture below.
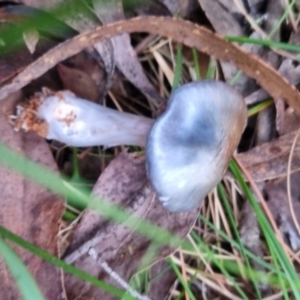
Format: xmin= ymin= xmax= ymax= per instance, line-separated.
xmin=12 ymin=89 xmax=154 ymax=147
xmin=11 ymin=80 xmax=247 ymax=213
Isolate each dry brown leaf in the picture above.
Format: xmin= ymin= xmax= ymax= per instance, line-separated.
xmin=65 ymin=51 xmax=107 ymax=101
xmin=93 ymin=0 xmax=164 ymax=106
xmin=265 ymin=173 xmax=300 ymax=251
xmin=1 ymin=16 xmax=299 ymax=115
xmin=274 ymin=97 xmax=286 ymax=135
xmin=0 ymin=100 xmax=65 ymax=299
xmin=63 ymin=151 xmax=198 ymax=299
xmin=162 ymin=0 xmax=199 ymax=17
xmin=199 ymin=0 xmax=243 ymax=36
xmin=57 ymin=63 xmax=101 ymax=102
xmin=281 ymin=107 xmax=300 ymax=135
xmin=130 ymin=0 xmax=171 ymax=16
xmin=237 ymin=131 xmax=300 ymax=181
xmin=65 ymin=151 xmax=147 ymax=254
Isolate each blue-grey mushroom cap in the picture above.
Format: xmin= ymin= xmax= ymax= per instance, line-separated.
xmin=146 ymin=80 xmax=247 ymax=212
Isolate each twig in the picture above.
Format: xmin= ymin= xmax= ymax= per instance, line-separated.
xmin=88 ymin=248 xmax=151 ymax=300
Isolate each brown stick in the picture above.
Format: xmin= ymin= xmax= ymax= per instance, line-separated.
xmin=1 ymin=16 xmax=300 ymax=114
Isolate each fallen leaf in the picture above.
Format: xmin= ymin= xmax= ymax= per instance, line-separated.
xmin=128 ymin=0 xmax=171 ymax=16
xmin=0 ymin=113 xmax=66 ymax=299
xmin=282 ymin=107 xmax=300 ymax=135
xmin=162 ymin=0 xmax=199 ymax=17
xmin=57 ymin=63 xmax=101 ymax=102
xmin=63 ymin=151 xmax=198 ymax=299
xmin=265 ymin=173 xmax=300 ymax=252
xmin=65 ymin=151 xmax=147 ymax=254
xmin=237 ymin=131 xmax=300 ymax=181
xmin=199 ymin=0 xmax=243 ymax=36
xmin=93 ymin=0 xmax=164 ymax=105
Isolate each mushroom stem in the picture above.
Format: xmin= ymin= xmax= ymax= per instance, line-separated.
xmin=12 ymin=89 xmax=154 ymax=147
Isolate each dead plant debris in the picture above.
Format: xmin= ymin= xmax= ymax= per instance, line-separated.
xmin=2 ymin=1 xmax=300 ymax=300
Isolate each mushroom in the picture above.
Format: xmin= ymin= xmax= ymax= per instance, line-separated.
xmin=11 ymin=80 xmax=247 ymax=212
xmin=146 ymin=80 xmax=247 ymax=212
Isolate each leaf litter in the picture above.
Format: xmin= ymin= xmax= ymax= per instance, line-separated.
xmin=1 ymin=0 xmax=300 ymax=299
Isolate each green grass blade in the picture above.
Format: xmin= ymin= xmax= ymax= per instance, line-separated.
xmin=217 ymin=184 xmax=261 ymax=299
xmin=0 ymin=225 xmax=136 ymax=299
xmin=0 ymin=237 xmax=45 ymax=300
xmin=226 ymin=36 xmax=300 ymax=53
xmin=190 ymin=230 xmax=249 ymax=299
xmin=248 ymin=99 xmax=273 ymax=117
xmin=230 ymin=70 xmax=243 ymax=85
xmin=230 ymin=159 xmax=300 ymax=298
xmin=197 ymin=216 xmax=286 ymax=278
xmin=268 ymin=0 xmax=296 ymax=39
xmin=167 ymin=257 xmax=197 ymax=300
xmin=205 ymin=58 xmax=217 ymax=79
xmin=192 ymin=48 xmax=201 ymax=79
xmin=172 ymin=43 xmax=183 ymax=90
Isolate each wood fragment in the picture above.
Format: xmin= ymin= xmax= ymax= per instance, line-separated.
xmin=1 ymin=17 xmax=300 ymax=114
